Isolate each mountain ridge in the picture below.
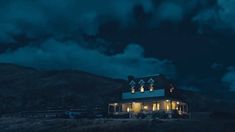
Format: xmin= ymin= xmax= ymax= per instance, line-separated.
xmin=0 ymin=63 xmax=235 ymax=114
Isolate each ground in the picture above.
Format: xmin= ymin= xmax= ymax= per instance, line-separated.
xmin=0 ymin=117 xmax=235 ymax=132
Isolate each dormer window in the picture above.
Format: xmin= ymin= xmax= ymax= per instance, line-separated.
xmin=149 ymin=84 xmax=154 ymax=91
xmin=148 ymin=78 xmax=155 ymax=91
xmin=140 ymin=86 xmax=144 ymax=92
xmin=131 ymin=87 xmax=135 ymax=93
xmin=138 ymin=79 xmax=145 ymax=93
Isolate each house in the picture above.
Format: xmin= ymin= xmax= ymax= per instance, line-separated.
xmin=108 ymin=74 xmax=189 ymax=119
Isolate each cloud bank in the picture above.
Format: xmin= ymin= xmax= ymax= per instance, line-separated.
xmin=0 ymin=0 xmax=235 ymax=82
xmin=0 ymin=39 xmax=175 ymax=78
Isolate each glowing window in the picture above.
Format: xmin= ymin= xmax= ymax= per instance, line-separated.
xmin=153 ymin=104 xmax=156 ymax=111
xmin=172 ymin=101 xmax=176 ymax=110
xmin=166 ymin=104 xmax=169 ymax=111
xmin=140 ymin=86 xmax=144 ymax=92
xmin=143 ymin=106 xmax=148 ymax=110
xmin=149 ymin=84 xmax=154 ymax=91
xmin=127 ymin=107 xmax=130 ymax=112
xmin=157 ymin=103 xmax=160 ymax=110
xmin=131 ymin=87 xmax=135 ymax=93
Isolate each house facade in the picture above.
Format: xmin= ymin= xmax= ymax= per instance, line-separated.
xmin=108 ymin=74 xmax=189 ymax=119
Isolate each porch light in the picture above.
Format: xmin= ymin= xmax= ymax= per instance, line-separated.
xmin=127 ymin=107 xmax=130 ymax=112
xmin=143 ymin=106 xmax=148 ymax=110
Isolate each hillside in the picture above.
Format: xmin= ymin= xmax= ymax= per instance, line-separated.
xmin=0 ymin=63 xmax=124 ymax=113
xmin=0 ymin=63 xmax=235 ymax=114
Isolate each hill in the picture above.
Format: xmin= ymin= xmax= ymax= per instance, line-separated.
xmin=0 ymin=63 xmax=124 ymax=113
xmin=0 ymin=63 xmax=235 ymax=114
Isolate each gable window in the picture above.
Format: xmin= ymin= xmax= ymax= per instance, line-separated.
xmin=149 ymin=84 xmax=154 ymax=91
xmin=138 ymin=79 xmax=145 ymax=93
xmin=148 ymin=78 xmax=155 ymax=91
xmin=140 ymin=86 xmax=144 ymax=92
xmin=131 ymin=87 xmax=135 ymax=93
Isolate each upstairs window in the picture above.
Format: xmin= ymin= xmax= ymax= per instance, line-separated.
xmin=148 ymin=78 xmax=155 ymax=91
xmin=131 ymin=87 xmax=135 ymax=93
xmin=138 ymin=79 xmax=145 ymax=92
xmin=149 ymin=84 xmax=154 ymax=91
xmin=140 ymin=86 xmax=144 ymax=92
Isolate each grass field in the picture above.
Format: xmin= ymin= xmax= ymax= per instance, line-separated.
xmin=1 ymin=117 xmax=235 ymax=132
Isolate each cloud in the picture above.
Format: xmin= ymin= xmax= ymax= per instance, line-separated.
xmin=0 ymin=0 xmax=221 ymax=44
xmin=222 ymin=67 xmax=235 ymax=91
xmin=157 ymin=2 xmax=183 ymax=22
xmin=0 ymin=39 xmax=176 ymax=79
xmin=193 ymin=0 xmax=235 ymax=31
xmin=218 ymin=0 xmax=235 ymax=29
xmin=0 ymin=0 xmax=154 ymax=43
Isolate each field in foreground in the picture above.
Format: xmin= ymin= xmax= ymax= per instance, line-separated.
xmin=0 ymin=117 xmax=235 ymax=132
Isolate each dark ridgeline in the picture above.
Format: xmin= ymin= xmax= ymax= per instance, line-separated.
xmin=0 ymin=63 xmax=235 ymax=119
xmin=0 ymin=63 xmax=123 ymax=117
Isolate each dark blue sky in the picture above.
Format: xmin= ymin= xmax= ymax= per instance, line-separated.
xmin=0 ymin=0 xmax=235 ymax=92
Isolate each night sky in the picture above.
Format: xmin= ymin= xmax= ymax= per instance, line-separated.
xmin=0 ymin=0 xmax=235 ymax=92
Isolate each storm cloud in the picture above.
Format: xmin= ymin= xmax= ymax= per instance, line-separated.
xmin=0 ymin=0 xmax=154 ymax=43
xmin=0 ymin=0 xmax=235 ymax=90
xmin=0 ymin=39 xmax=175 ymax=78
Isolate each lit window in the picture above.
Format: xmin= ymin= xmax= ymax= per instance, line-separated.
xmin=131 ymin=87 xmax=135 ymax=93
xmin=127 ymin=107 xmax=130 ymax=112
xmin=157 ymin=103 xmax=160 ymax=110
xmin=166 ymin=104 xmax=169 ymax=111
xmin=172 ymin=102 xmax=176 ymax=110
xmin=153 ymin=104 xmax=156 ymax=111
xmin=143 ymin=106 xmax=148 ymax=110
xmin=149 ymin=84 xmax=154 ymax=91
xmin=140 ymin=86 xmax=144 ymax=92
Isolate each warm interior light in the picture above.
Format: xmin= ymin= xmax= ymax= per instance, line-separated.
xmin=149 ymin=85 xmax=154 ymax=91
xmin=157 ymin=103 xmax=160 ymax=110
xmin=153 ymin=104 xmax=156 ymax=111
xmin=131 ymin=88 xmax=135 ymax=93
xmin=140 ymin=86 xmax=144 ymax=92
xmin=166 ymin=104 xmax=169 ymax=111
xmin=172 ymin=102 xmax=176 ymax=110
xmin=143 ymin=106 xmax=148 ymax=110
xmin=127 ymin=107 xmax=130 ymax=112
xmin=132 ymin=102 xmax=141 ymax=113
